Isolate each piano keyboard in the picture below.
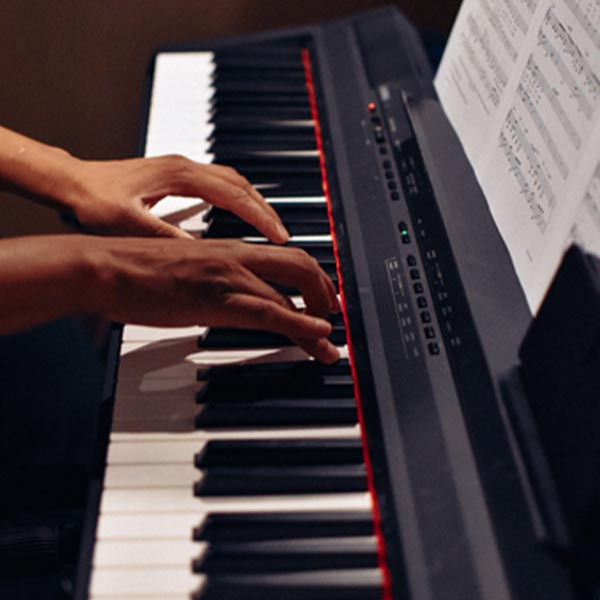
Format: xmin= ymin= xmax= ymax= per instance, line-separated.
xmin=88 ymin=44 xmax=389 ymax=599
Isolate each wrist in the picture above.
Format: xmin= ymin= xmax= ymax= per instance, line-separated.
xmin=0 ymin=126 xmax=84 ymax=211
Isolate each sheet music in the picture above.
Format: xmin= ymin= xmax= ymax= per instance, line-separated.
xmin=435 ymin=0 xmax=600 ymax=310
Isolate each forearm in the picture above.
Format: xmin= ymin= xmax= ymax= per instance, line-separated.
xmin=0 ymin=126 xmax=82 ymax=210
xmin=0 ymin=235 xmax=99 ymax=335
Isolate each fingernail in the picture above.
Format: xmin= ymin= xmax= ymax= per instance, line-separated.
xmin=331 ymin=296 xmax=342 ymax=313
xmin=275 ymin=222 xmax=290 ymax=242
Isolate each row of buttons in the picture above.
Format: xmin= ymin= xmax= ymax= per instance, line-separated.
xmin=369 ymin=104 xmax=439 ymax=357
xmin=369 ymin=104 xmax=401 ymax=202
xmin=405 ymin=252 xmax=439 ymax=356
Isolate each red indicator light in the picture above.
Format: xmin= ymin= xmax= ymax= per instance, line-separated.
xmin=368 ymin=102 xmax=376 ymax=112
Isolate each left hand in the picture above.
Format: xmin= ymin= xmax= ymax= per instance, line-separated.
xmin=66 ymin=155 xmax=289 ymax=242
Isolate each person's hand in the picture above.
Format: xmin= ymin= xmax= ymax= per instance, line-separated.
xmin=0 ymin=126 xmax=288 ymax=243
xmin=0 ymin=235 xmax=341 ymax=362
xmin=67 ymin=155 xmax=289 ymax=242
xmin=89 ymin=237 xmax=341 ymax=363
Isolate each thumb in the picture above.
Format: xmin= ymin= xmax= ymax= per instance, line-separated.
xmin=132 ymin=210 xmax=194 ymax=239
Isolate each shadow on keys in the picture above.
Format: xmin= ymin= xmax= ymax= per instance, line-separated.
xmin=114 ymin=325 xmax=331 ymax=433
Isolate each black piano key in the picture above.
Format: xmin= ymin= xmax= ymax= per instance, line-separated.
xmin=214 ymin=46 xmax=304 ymax=60
xmin=209 ymin=139 xmax=318 ymax=154
xmin=211 ymin=93 xmax=309 ymax=107
xmin=210 ymin=150 xmax=320 ymax=163
xmin=197 ymin=358 xmax=351 ymax=381
xmin=193 ymin=536 xmax=379 ymax=573
xmin=195 ymin=439 xmax=364 ymax=467
xmin=258 ymin=182 xmax=325 ymax=197
xmin=211 ymin=160 xmax=321 ymax=177
xmin=196 ymin=361 xmax=353 ymax=400
xmin=212 ymin=71 xmax=306 ymax=85
xmin=214 ymin=63 xmax=304 ymax=74
xmin=194 ymin=568 xmax=384 ymax=600
xmin=211 ymin=104 xmax=313 ymax=120
xmin=211 ymin=154 xmax=320 ymax=171
xmin=213 ymin=81 xmax=307 ymax=95
xmin=193 ymin=510 xmax=374 ymax=542
xmin=213 ymin=57 xmax=303 ymax=70
xmin=268 ymin=278 xmax=338 ymax=298
xmin=208 ymin=129 xmax=316 ymax=143
xmin=211 ymin=100 xmax=312 ymax=115
xmin=209 ymin=119 xmax=315 ymax=136
xmin=206 ymin=205 xmax=328 ymax=222
xmin=194 ymin=464 xmax=367 ymax=496
xmin=225 ymin=172 xmax=323 ymax=187
xmin=205 ymin=219 xmax=330 ymax=238
xmin=197 ymin=324 xmax=346 ymax=349
xmin=194 ymin=398 xmax=357 ymax=428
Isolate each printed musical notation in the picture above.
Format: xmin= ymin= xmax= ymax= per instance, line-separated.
xmin=495 ymin=3 xmax=599 ymax=232
xmin=463 ymin=14 xmax=508 ymax=108
xmin=500 ymin=111 xmax=557 ymax=232
xmin=563 ymin=0 xmax=600 ymax=50
xmin=541 ymin=8 xmax=600 ymax=114
xmin=435 ymin=0 xmax=537 ymax=146
xmin=524 ymin=56 xmax=581 ymax=149
xmin=436 ymin=0 xmax=600 ymax=308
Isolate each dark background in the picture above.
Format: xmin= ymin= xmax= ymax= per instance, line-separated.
xmin=0 ymin=0 xmax=460 ymax=237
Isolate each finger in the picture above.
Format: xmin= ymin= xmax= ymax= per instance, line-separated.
xmin=219 ymin=294 xmax=332 ymax=341
xmin=293 ymin=336 xmax=341 ymax=364
xmin=231 ymin=265 xmax=298 ymax=313
xmin=176 ymin=169 xmax=289 ymax=244
xmin=236 ymin=245 xmax=338 ymax=316
xmin=130 ymin=209 xmax=194 ymax=239
xmin=207 ymin=164 xmax=283 ymax=224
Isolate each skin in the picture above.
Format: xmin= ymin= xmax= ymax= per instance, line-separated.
xmin=0 ymin=126 xmax=341 ymax=363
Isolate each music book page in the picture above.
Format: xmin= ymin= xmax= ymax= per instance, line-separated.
xmin=435 ymin=0 xmax=600 ymax=311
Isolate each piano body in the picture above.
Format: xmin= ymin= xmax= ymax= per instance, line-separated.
xmin=69 ymin=7 xmax=596 ymax=600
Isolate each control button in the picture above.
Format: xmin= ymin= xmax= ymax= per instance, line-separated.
xmin=406 ymin=255 xmax=417 ymax=267
xmin=413 ymin=282 xmax=424 ymax=294
xmin=424 ymin=326 xmax=436 ymax=339
xmin=379 ymin=146 xmax=388 ymax=155
xmin=401 ymin=234 xmax=411 ymax=244
xmin=420 ymin=311 xmax=432 ymax=324
xmin=417 ymin=296 xmax=428 ymax=308
xmin=371 ymin=116 xmax=381 ymax=125
xmin=409 ymin=268 xmax=421 ymax=280
xmin=385 ymin=170 xmax=394 ymax=179
xmin=383 ymin=160 xmax=391 ymax=169
xmin=428 ymin=342 xmax=440 ymax=355
xmin=388 ymin=181 xmax=397 ymax=190
xmin=391 ymin=191 xmax=400 ymax=200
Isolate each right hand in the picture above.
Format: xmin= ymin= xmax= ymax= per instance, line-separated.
xmin=89 ymin=237 xmax=341 ymax=363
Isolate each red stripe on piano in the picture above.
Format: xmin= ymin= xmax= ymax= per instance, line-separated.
xmin=302 ymin=47 xmax=394 ymax=600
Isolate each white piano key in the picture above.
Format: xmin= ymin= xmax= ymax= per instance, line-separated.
xmin=243 ymin=234 xmax=332 ymax=243
xmin=89 ymin=566 xmax=202 ymax=597
xmin=96 ymin=512 xmax=200 ymax=541
xmin=93 ymin=539 xmax=203 ymax=568
xmin=266 ymin=195 xmax=327 ymax=204
xmin=122 ymin=325 xmax=205 ymax=343
xmin=107 ymin=426 xmax=361 ymax=464
xmin=149 ymin=196 xmax=208 ymax=219
xmin=109 ymin=424 xmax=361 ymax=445
xmin=104 ymin=464 xmax=197 ymax=488
xmin=100 ymin=487 xmax=372 ymax=515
